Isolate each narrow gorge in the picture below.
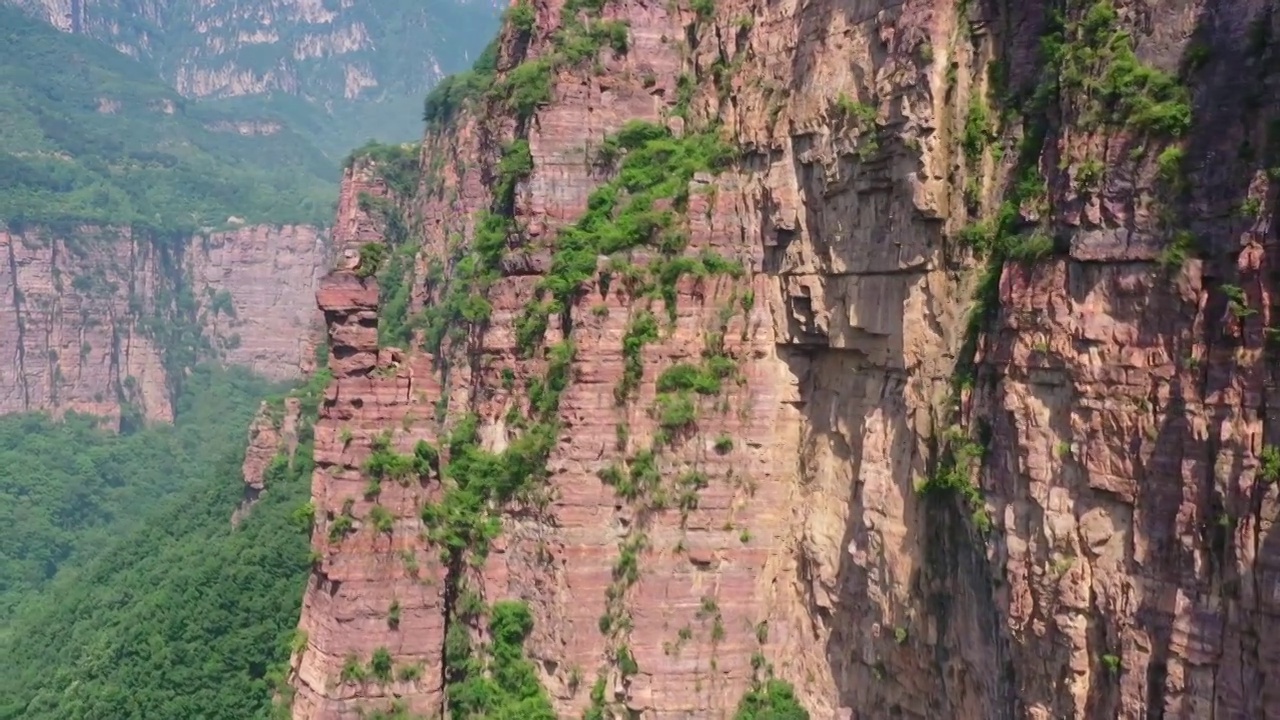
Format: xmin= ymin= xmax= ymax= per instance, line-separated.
xmin=276 ymin=0 xmax=1280 ymax=718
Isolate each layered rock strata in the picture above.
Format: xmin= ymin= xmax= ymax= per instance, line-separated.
xmin=290 ymin=0 xmax=1280 ymax=718
xmin=0 ymin=223 xmax=327 ymax=424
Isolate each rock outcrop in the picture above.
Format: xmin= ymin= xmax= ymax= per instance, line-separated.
xmin=235 ymin=396 xmax=305 ymax=525
xmin=0 ymin=223 xmax=327 ymax=425
xmin=289 ymin=0 xmax=1280 ymax=718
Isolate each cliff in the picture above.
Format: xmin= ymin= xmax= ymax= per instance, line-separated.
xmin=0 ymin=224 xmax=327 ymax=425
xmin=289 ymin=0 xmax=1280 ymax=718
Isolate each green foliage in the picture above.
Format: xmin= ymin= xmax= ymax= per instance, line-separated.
xmin=421 ymin=418 xmax=556 ymax=558
xmin=369 ymin=505 xmax=396 ymax=534
xmin=918 ymin=425 xmax=991 ymax=533
xmin=377 ymin=237 xmax=420 ymax=348
xmin=514 ymin=122 xmax=736 ymax=355
xmin=833 ymin=94 xmax=879 ymax=158
xmin=1223 ymin=284 xmax=1256 ymax=318
xmin=345 ymin=142 xmax=421 ymax=198
xmin=370 ymin=647 xmax=395 ymax=683
xmin=445 ymin=600 xmax=557 ymax=720
xmin=543 ymin=122 xmax=736 ymax=322
xmin=364 ymin=434 xmax=433 ymax=484
xmin=357 ymin=243 xmax=390 ymax=279
xmin=342 ymin=655 xmax=369 ymax=684
xmin=834 ymin=94 xmax=877 ymax=127
xmin=656 ymin=356 xmax=736 ymax=395
xmin=616 ymin=310 xmax=661 ymax=401
xmin=506 ymin=2 xmax=537 ymax=33
xmin=962 ymin=95 xmax=994 ymax=161
xmin=0 ymin=6 xmax=333 ymax=233
xmin=655 ymin=392 xmax=698 ymax=430
xmin=649 ymin=250 xmax=744 ymax=319
xmin=423 ymin=40 xmax=500 ymax=128
xmin=0 ymin=367 xmax=317 ymax=720
xmin=499 ymin=59 xmax=556 ymax=123
xmin=1262 ymin=446 xmax=1280 ymax=483
xmin=1156 ymin=146 xmax=1185 ymax=184
xmin=734 ymin=679 xmax=811 ymax=720
xmin=0 ymin=365 xmax=278 ymax=620
xmin=616 ymin=645 xmax=639 ymax=677
xmin=496 ymin=140 xmax=535 ymax=208
xmin=1042 ymin=1 xmax=1191 ymax=136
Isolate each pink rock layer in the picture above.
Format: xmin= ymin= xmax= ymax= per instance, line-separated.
xmin=0 ymin=223 xmax=327 ymax=424
xmin=290 ymin=0 xmax=1280 ymax=718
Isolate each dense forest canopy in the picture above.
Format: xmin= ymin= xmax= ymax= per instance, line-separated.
xmin=0 ymin=366 xmax=318 ymax=720
xmin=0 ymin=5 xmax=335 ymax=233
xmin=0 ymin=367 xmax=283 ymax=619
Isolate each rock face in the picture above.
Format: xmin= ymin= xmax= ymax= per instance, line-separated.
xmin=0 ymin=224 xmax=327 ymax=425
xmin=235 ymin=396 xmax=304 ymax=525
xmin=289 ymin=0 xmax=1280 ymax=718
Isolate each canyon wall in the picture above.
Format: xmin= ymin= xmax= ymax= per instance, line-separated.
xmin=289 ymin=0 xmax=1280 ymax=718
xmin=0 ymin=224 xmax=326 ymax=425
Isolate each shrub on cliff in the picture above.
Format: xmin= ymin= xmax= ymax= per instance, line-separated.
xmin=445 ymin=600 xmax=557 ymax=720
xmin=734 ymin=679 xmax=810 ymax=720
xmin=423 ymin=40 xmax=499 ymax=128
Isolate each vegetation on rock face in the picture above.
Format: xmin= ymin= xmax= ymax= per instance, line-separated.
xmin=935 ymin=0 xmax=1199 ymax=534
xmin=516 ymin=121 xmax=737 ymax=352
xmin=0 ymin=6 xmax=334 ymax=233
xmin=443 ymin=600 xmax=557 ymax=719
xmin=733 ymin=679 xmax=810 ymax=720
xmin=0 ymin=365 xmax=321 ymax=720
xmin=1043 ymin=1 xmax=1192 ymax=136
xmin=391 ymin=7 xmax=759 ymax=716
xmin=423 ymin=40 xmax=501 ymax=128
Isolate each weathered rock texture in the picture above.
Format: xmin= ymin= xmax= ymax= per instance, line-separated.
xmin=0 ymin=224 xmax=327 ymax=425
xmin=236 ymin=396 xmax=304 ymax=525
xmin=290 ymin=0 xmax=1280 ymax=718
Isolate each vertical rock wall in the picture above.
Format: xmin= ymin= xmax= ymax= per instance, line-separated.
xmin=290 ymin=0 xmax=1280 ymax=718
xmin=0 ymin=223 xmax=327 ymax=425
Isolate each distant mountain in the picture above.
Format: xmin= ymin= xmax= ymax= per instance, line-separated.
xmin=3 ymin=0 xmax=503 ymax=157
xmin=0 ymin=4 xmax=336 ymax=232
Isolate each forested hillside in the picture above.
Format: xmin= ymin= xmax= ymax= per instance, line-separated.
xmin=0 ymin=5 xmax=334 ymax=232
xmin=0 ymin=366 xmax=320 ymax=720
xmin=0 ymin=367 xmax=280 ymax=619
xmin=2 ymin=0 xmax=503 ymax=157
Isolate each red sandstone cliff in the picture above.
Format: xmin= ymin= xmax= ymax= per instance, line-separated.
xmin=289 ymin=0 xmax=1280 ymax=718
xmin=0 ymin=223 xmax=327 ymax=424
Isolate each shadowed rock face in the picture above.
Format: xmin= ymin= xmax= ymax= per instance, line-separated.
xmin=287 ymin=0 xmax=1280 ymax=718
xmin=0 ymin=224 xmax=327 ymax=425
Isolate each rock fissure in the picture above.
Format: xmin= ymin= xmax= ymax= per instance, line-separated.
xmin=6 ymin=237 xmax=30 ymax=409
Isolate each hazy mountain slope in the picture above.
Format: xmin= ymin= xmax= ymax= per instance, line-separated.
xmin=0 ymin=5 xmax=334 ymax=232
xmin=3 ymin=0 xmax=503 ymax=155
